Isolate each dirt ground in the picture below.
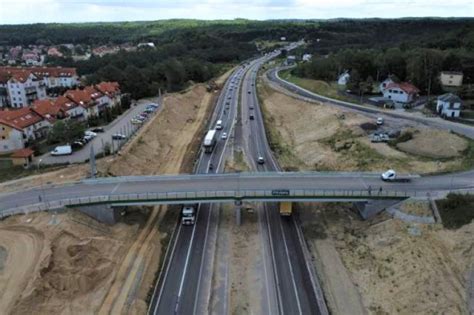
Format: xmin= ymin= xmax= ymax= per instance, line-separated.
xmin=300 ymin=203 xmax=474 ymax=315
xmin=260 ymin=77 xmax=474 ymax=314
xmin=258 ymin=81 xmax=469 ymax=174
xmin=0 ymin=68 xmax=232 ymax=314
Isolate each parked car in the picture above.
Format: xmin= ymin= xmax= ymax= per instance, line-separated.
xmin=112 ymin=133 xmax=126 ymax=140
xmin=51 ymin=145 xmax=72 ymax=156
xmin=83 ymin=134 xmax=94 ymax=142
xmin=147 ymin=103 xmax=159 ymax=108
xmin=71 ymin=141 xmax=85 ymax=150
xmin=90 ymin=127 xmax=105 ymax=133
xmin=131 ymin=118 xmax=143 ymax=125
xmin=84 ymin=130 xmax=97 ymax=137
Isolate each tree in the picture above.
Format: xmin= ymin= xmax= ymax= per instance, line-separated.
xmin=163 ymin=59 xmax=186 ymax=91
xmin=48 ymin=120 xmax=86 ymax=144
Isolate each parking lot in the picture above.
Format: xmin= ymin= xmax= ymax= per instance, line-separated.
xmin=38 ymin=98 xmax=161 ymax=165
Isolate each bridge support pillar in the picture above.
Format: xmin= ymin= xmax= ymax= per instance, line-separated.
xmin=235 ymin=200 xmax=242 ymax=226
xmin=75 ymin=204 xmax=122 ymax=224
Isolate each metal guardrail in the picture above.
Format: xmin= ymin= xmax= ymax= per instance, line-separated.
xmin=1 ymin=188 xmax=429 ymax=219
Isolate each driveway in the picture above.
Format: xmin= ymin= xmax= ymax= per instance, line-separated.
xmin=38 ymin=98 xmax=161 ymax=165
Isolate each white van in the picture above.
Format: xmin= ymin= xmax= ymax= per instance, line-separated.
xmin=216 ymin=120 xmax=223 ymax=130
xmin=51 ymin=145 xmax=72 ymax=156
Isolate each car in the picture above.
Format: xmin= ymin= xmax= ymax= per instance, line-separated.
xmin=257 ymin=156 xmax=265 ymax=164
xmin=249 ymin=105 xmax=254 ymax=110
xmin=381 ymin=169 xmax=396 ymax=181
xmin=376 ymin=117 xmax=384 ymax=125
xmin=147 ymin=103 xmax=159 ymax=108
xmin=71 ymin=141 xmax=85 ymax=150
xmin=51 ymin=145 xmax=72 ymax=156
xmin=248 ymin=91 xmax=251 ymax=94
xmin=84 ymin=130 xmax=97 ymax=137
xmin=144 ymin=108 xmax=155 ymax=113
xmin=135 ymin=115 xmax=146 ymax=121
xmin=249 ymin=114 xmax=255 ymax=120
xmin=112 ymin=133 xmax=126 ymax=140
xmin=83 ymin=135 xmax=94 ymax=142
xmin=131 ymin=118 xmax=143 ymax=124
xmin=90 ymin=127 xmax=105 ymax=133
xmin=221 ymin=132 xmax=228 ymax=140
xmin=228 ymin=96 xmax=231 ymax=100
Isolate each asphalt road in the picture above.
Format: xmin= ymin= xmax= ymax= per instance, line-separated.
xmin=267 ymin=67 xmax=474 ymax=140
xmin=148 ymin=65 xmax=248 ymax=315
xmin=39 ymin=98 xmax=161 ymax=165
xmin=241 ymin=55 xmax=323 ymax=315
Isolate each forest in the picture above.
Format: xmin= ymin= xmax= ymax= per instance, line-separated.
xmin=1 ymin=18 xmax=473 ymax=99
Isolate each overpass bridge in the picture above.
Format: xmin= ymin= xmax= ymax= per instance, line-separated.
xmin=1 ymin=171 xmax=473 ymax=221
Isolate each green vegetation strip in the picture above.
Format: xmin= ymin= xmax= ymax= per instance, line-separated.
xmin=436 ymin=193 xmax=474 ymax=229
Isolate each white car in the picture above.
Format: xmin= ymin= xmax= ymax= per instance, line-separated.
xmin=85 ymin=130 xmax=97 ymax=137
xmin=257 ymin=156 xmax=265 ymax=164
xmin=381 ymin=169 xmax=396 ymax=181
xmin=221 ymin=132 xmax=228 ymax=140
xmin=376 ymin=117 xmax=384 ymax=125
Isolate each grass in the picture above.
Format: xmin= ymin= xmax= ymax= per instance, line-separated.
xmin=279 ymin=69 xmax=360 ymax=104
xmin=436 ymin=193 xmax=474 ymax=229
xmin=0 ymin=164 xmax=65 ymax=184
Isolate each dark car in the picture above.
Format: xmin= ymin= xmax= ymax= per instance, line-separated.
xmin=249 ymin=114 xmax=255 ymax=120
xmin=112 ymin=133 xmax=126 ymax=140
xmin=71 ymin=141 xmax=85 ymax=150
xmin=91 ymin=127 xmax=105 ymax=133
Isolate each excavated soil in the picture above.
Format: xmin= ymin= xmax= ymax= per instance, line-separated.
xmin=259 ymin=82 xmax=467 ymax=174
xmin=0 ymin=68 xmax=232 ymax=314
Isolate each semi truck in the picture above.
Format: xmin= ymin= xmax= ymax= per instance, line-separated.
xmin=181 ymin=205 xmax=197 ymax=225
xmin=279 ymin=201 xmax=292 ymax=216
xmin=203 ymin=129 xmax=217 ymax=153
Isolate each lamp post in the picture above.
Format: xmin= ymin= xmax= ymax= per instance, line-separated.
xmin=37 ymin=158 xmax=46 ymax=206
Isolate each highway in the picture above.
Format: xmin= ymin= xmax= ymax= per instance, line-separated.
xmin=241 ymin=52 xmax=325 ymax=314
xmin=148 ymin=65 xmax=246 ymax=315
xmin=267 ymin=67 xmax=474 ymax=140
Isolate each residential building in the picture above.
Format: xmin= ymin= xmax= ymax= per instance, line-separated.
xmin=92 ymin=45 xmax=120 ymax=57
xmin=381 ymin=82 xmax=419 ymax=103
xmin=285 ymin=55 xmax=297 ymax=65
xmin=22 ymin=51 xmax=43 ymax=66
xmin=28 ymin=66 xmax=79 ymax=88
xmin=337 ymin=71 xmax=350 ymax=86
xmin=0 ymin=118 xmax=25 ymax=153
xmin=137 ymin=42 xmax=155 ymax=49
xmin=302 ymin=53 xmax=312 ymax=62
xmin=436 ymin=93 xmax=462 ymax=118
xmin=10 ymin=148 xmax=34 ymax=168
xmin=47 ymin=47 xmax=63 ymax=58
xmin=31 ymin=99 xmax=67 ymax=122
xmin=440 ymin=71 xmax=463 ymax=87
xmin=379 ymin=76 xmax=396 ymax=92
xmin=0 ymin=107 xmax=50 ymax=141
xmin=95 ymin=81 xmax=121 ymax=106
xmin=54 ymin=95 xmax=87 ymax=120
xmin=3 ymin=69 xmax=47 ymax=108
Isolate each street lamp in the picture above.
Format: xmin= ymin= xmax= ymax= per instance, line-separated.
xmin=37 ymin=158 xmax=46 ymax=205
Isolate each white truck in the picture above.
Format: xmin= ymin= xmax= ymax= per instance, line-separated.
xmin=203 ymin=129 xmax=217 ymax=153
xmin=181 ymin=205 xmax=196 ymax=225
xmin=216 ymin=120 xmax=223 ymax=130
xmin=51 ymin=145 xmax=72 ymax=156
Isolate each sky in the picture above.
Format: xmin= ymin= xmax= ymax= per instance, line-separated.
xmin=0 ymin=0 xmax=473 ymax=24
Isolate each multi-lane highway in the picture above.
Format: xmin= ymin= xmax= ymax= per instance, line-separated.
xmin=241 ymin=52 xmax=326 ymax=315
xmin=148 ymin=65 xmax=246 ymax=315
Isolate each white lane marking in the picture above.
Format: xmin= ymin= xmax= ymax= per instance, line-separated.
xmin=278 ymin=215 xmax=303 ymax=315
xmin=110 ymin=183 xmax=121 ymax=194
xmin=259 ymin=205 xmax=276 ymax=314
xmin=192 ymin=202 xmax=213 ymax=314
xmin=175 ymin=203 xmax=202 ymax=312
xmin=152 ymin=217 xmax=183 ymax=314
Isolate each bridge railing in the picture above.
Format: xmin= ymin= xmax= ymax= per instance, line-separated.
xmin=2 ymin=188 xmax=444 ymax=219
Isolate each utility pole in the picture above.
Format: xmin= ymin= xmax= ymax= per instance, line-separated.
xmin=89 ymin=145 xmax=97 ymax=178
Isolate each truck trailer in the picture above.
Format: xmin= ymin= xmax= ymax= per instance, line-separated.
xmin=279 ymin=201 xmax=292 ymax=216
xmin=203 ymin=129 xmax=217 ymax=153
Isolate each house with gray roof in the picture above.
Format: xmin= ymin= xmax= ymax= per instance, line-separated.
xmin=436 ymin=93 xmax=462 ymax=118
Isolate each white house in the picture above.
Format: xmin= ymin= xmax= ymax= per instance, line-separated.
xmin=379 ymin=77 xmax=395 ymax=93
xmin=381 ymin=82 xmax=419 ymax=103
xmin=302 ymin=54 xmax=312 ymax=62
xmin=440 ymin=71 xmax=463 ymax=87
xmin=337 ymin=71 xmax=350 ymax=86
xmin=437 ymin=93 xmax=462 ymax=118
xmin=5 ymin=71 xmax=47 ymax=108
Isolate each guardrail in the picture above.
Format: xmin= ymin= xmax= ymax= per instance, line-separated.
xmin=1 ymin=188 xmax=430 ymax=219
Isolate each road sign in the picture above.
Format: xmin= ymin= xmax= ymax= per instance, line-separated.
xmin=272 ymin=189 xmax=290 ymax=196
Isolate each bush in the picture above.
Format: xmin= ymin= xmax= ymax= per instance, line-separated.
xmin=437 ymin=193 xmax=474 ymax=229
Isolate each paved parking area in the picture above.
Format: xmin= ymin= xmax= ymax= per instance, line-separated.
xmin=38 ymin=98 xmax=161 ymax=165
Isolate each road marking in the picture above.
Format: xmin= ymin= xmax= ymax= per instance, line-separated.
xmin=110 ymin=183 xmax=121 ymax=194
xmin=152 ymin=218 xmax=183 ymax=314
